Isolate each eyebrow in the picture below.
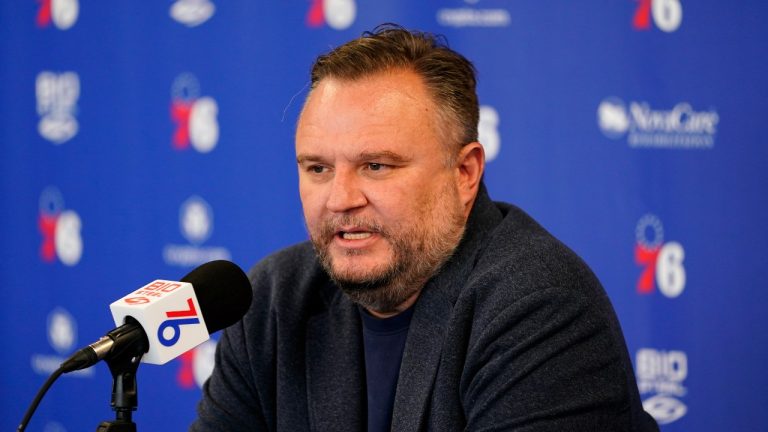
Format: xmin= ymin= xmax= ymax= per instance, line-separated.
xmin=296 ymin=150 xmax=412 ymax=165
xmin=357 ymin=151 xmax=411 ymax=163
xmin=296 ymin=154 xmax=324 ymax=164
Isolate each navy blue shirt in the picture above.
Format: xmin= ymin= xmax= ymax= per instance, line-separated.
xmin=359 ymin=306 xmax=414 ymax=432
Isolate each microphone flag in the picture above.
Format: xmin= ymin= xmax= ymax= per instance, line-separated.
xmin=110 ymin=280 xmax=209 ymax=365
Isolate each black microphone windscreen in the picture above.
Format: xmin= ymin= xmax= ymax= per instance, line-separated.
xmin=181 ymin=260 xmax=253 ymax=334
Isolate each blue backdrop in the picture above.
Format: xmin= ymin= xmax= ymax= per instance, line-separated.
xmin=2 ymin=0 xmax=767 ymax=430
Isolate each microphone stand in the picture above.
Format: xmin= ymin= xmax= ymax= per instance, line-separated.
xmin=96 ymin=352 xmax=141 ymax=431
xmin=96 ymin=319 xmax=148 ymax=432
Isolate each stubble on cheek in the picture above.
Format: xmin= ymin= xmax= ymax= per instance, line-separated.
xmin=306 ymin=180 xmax=467 ymax=314
xmin=311 ymin=214 xmax=391 ymax=276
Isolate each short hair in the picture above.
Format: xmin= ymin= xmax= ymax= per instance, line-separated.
xmin=308 ymin=24 xmax=479 ymax=155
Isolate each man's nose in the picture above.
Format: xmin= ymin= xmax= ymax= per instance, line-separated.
xmin=326 ymin=169 xmax=367 ymax=213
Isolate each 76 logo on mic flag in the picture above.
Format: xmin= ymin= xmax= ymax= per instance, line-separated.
xmin=110 ymin=280 xmax=209 ymax=365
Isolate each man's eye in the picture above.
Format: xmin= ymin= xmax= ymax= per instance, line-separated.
xmin=310 ymin=165 xmax=325 ymax=174
xmin=368 ymin=163 xmax=383 ymax=171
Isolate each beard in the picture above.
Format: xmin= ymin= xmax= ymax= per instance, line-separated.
xmin=309 ymin=183 xmax=467 ymax=314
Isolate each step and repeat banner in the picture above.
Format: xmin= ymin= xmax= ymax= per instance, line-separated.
xmin=2 ymin=1 xmax=767 ymax=430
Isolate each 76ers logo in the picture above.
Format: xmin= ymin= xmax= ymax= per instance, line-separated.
xmin=36 ymin=0 xmax=79 ymax=30
xmin=635 ymin=214 xmax=686 ymax=298
xmin=177 ymin=339 xmax=217 ymax=389
xmin=632 ymin=0 xmax=683 ymax=32
xmin=158 ymin=297 xmax=201 ymax=347
xmin=170 ymin=73 xmax=219 ymax=153
xmin=306 ymin=0 xmax=356 ymax=30
xmin=39 ymin=187 xmax=83 ymax=266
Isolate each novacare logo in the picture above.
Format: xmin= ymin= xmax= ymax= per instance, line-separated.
xmin=32 ymin=307 xmax=93 ymax=377
xmin=163 ymin=195 xmax=231 ymax=267
xmin=597 ymin=97 xmax=719 ymax=149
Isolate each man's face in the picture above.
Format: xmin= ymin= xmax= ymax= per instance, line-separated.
xmin=295 ymin=69 xmax=467 ymax=314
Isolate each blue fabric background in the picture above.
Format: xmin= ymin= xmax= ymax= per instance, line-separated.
xmin=1 ymin=1 xmax=766 ymax=430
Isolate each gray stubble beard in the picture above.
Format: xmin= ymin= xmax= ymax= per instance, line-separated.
xmin=311 ymin=193 xmax=466 ymax=314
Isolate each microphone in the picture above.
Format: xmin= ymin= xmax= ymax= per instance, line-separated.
xmin=60 ymin=260 xmax=252 ymax=372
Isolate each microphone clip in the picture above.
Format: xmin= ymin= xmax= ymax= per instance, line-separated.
xmin=97 ymin=316 xmax=149 ymax=432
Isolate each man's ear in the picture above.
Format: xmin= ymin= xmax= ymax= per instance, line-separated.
xmin=455 ymin=142 xmax=485 ymax=212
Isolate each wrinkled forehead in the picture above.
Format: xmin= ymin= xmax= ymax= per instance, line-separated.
xmin=294 ymin=72 xmax=457 ymax=167
xmin=296 ymin=70 xmax=455 ymax=152
xmin=300 ymin=72 xmax=436 ymax=129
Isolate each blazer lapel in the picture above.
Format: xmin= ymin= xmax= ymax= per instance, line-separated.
xmin=390 ymin=280 xmax=453 ymax=431
xmin=391 ymin=186 xmax=503 ymax=431
xmin=305 ymin=290 xmax=366 ymax=432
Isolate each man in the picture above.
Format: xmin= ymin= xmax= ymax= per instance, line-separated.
xmin=191 ymin=25 xmax=658 ymax=431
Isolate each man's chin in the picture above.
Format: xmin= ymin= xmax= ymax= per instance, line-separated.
xmin=329 ymin=266 xmax=391 ymax=287
xmin=325 ymin=256 xmax=398 ymax=288
xmin=332 ymin=272 xmax=420 ymax=315
xmin=328 ymin=252 xmax=390 ymax=277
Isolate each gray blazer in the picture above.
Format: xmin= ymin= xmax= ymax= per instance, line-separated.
xmin=191 ymin=186 xmax=658 ymax=431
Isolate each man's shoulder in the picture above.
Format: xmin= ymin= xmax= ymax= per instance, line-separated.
xmin=246 ymin=241 xmax=332 ymax=312
xmin=459 ymin=201 xmax=625 ymax=370
xmin=250 ymin=241 xmax=317 ymax=276
xmin=470 ymin=201 xmax=605 ymax=302
xmin=486 ymin=202 xmax=589 ymax=264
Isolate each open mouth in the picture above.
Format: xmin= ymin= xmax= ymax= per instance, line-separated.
xmin=339 ymin=231 xmax=373 ymax=240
